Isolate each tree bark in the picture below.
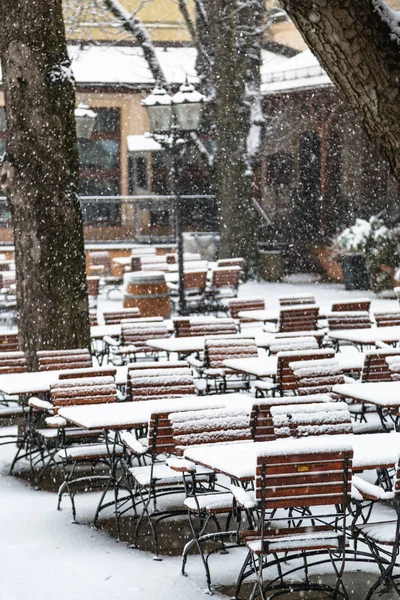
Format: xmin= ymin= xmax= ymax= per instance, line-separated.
xmin=207 ymin=0 xmax=263 ymax=264
xmin=0 ymin=0 xmax=90 ymax=370
xmin=282 ymin=0 xmax=400 ymax=180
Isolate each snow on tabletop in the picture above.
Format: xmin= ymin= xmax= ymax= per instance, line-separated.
xmin=271 ymin=401 xmax=349 ymax=416
xmin=52 ymin=376 xmax=115 ymax=388
xmin=332 ymin=381 xmax=400 ymax=406
xmin=254 ymin=393 xmax=332 ymax=407
xmin=256 ymin=435 xmax=353 ymax=458
xmin=131 ymin=375 xmax=194 ymax=386
xmin=223 ymin=357 xmax=273 ymax=377
xmin=129 ymin=367 xmax=192 ymax=378
xmin=278 ymin=348 xmax=334 ymax=358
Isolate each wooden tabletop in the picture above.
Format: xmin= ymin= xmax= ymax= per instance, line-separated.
xmin=0 ymin=366 xmax=128 ymax=396
xmin=58 ymin=392 xmax=255 ymax=430
xmin=333 ymin=381 xmax=400 ymax=408
xmin=328 ymin=326 xmax=400 ymax=346
xmin=184 ymin=432 xmax=400 ymax=481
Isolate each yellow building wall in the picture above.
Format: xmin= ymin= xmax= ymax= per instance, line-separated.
xmin=64 ymin=0 xmax=305 ymax=51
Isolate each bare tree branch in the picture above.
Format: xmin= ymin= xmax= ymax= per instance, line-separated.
xmin=102 ymin=0 xmax=168 ymax=87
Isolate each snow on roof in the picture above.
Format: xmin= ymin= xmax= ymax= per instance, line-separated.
xmin=127 ymin=135 xmax=163 ymax=153
xmin=261 ymin=49 xmax=333 ymax=95
xmin=66 ymin=45 xmax=285 ymax=87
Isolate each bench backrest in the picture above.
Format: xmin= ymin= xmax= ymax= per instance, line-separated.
xmin=183 ymin=270 xmax=208 ymax=292
xmin=0 ymin=350 xmax=27 ymax=374
xmin=89 ymin=251 xmax=112 ymax=274
xmin=103 ymin=308 xmax=141 ymax=324
xmin=269 ymin=336 xmax=319 ymax=355
xmin=374 ymin=311 xmax=400 ymax=328
xmin=271 ymin=401 xmax=353 ymax=438
xmin=190 ymin=318 xmax=238 ymax=337
xmin=0 ymin=332 xmax=19 ymax=352
xmin=276 ymin=348 xmax=335 ymax=395
xmin=331 ymin=298 xmax=371 ymax=312
xmin=327 ymin=311 xmax=371 ymax=330
xmin=290 ymin=358 xmax=345 ymax=396
xmin=38 ymin=348 xmax=92 ymax=371
xmin=210 ymin=266 xmax=242 ymax=289
xmin=204 ymin=337 xmax=258 ymax=369
xmin=250 ymin=394 xmax=333 ymax=442
xmin=121 ymin=321 xmax=169 ymax=352
xmin=255 ymin=445 xmax=353 ymax=508
xmin=217 ymin=257 xmax=246 ymax=269
xmin=130 ymin=372 xmax=196 ymax=402
xmin=279 ymin=294 xmax=316 ymax=306
xmin=87 ymin=276 xmax=100 ymax=298
xmin=170 ymin=407 xmax=251 ymax=454
xmin=89 ymin=311 xmax=98 ymax=326
xmin=278 ymin=306 xmax=319 ymax=333
xmin=50 ymin=376 xmax=118 ymax=409
xmin=228 ymin=297 xmax=266 ymax=320
xmin=126 ymin=361 xmax=189 ymax=399
xmin=361 ymin=348 xmax=400 ymax=382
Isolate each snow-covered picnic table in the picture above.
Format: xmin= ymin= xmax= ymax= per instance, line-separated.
xmin=0 ymin=366 xmax=128 ymax=396
xmin=223 ymin=350 xmax=364 ymax=378
xmin=145 ymin=333 xmax=274 ymax=355
xmin=333 ymin=381 xmax=400 ymax=409
xmin=58 ymin=392 xmax=254 ymax=430
xmin=183 ymin=432 xmax=400 ymax=481
xmin=238 ymin=306 xmax=328 ymax=323
xmin=328 ymin=326 xmax=400 ymax=348
xmin=90 ymin=321 xmax=174 ymax=339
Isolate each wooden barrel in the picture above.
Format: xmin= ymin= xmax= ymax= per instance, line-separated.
xmin=123 ymin=271 xmax=171 ymax=318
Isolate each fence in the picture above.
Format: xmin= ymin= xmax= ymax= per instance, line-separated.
xmin=0 ymin=195 xmax=217 ymax=244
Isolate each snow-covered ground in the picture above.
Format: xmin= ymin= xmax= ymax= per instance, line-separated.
xmin=1 ymin=279 xmax=400 ymax=599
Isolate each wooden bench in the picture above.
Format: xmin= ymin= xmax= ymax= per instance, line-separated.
xmin=278 ymin=306 xmax=319 ymax=333
xmin=327 ymin=310 xmax=372 ymax=330
xmin=228 ymin=297 xmax=266 ymax=323
xmin=271 ymin=401 xmax=353 ymax=438
xmin=268 ymin=335 xmax=319 ymax=355
xmin=37 ymin=348 xmax=93 ymax=371
xmin=255 ymin=348 xmax=335 ymax=397
xmin=279 ymin=294 xmax=316 ymax=306
xmin=130 ymin=371 xmax=196 ymax=402
xmin=0 ymin=350 xmax=27 ymax=374
xmin=290 ymin=358 xmax=345 ymax=396
xmin=203 ymin=337 xmax=258 ymax=393
xmin=126 ymin=361 xmax=189 ymax=400
xmin=0 ymin=332 xmax=19 ymax=352
xmin=87 ymin=276 xmax=100 ymax=308
xmin=250 ymin=394 xmax=333 ymax=442
xmin=103 ymin=308 xmax=141 ymax=325
xmin=331 ymin=298 xmax=371 ymax=312
xmin=374 ymin=311 xmax=400 ymax=327
xmin=361 ymin=348 xmax=400 ymax=382
xmin=237 ymin=444 xmax=353 ymax=599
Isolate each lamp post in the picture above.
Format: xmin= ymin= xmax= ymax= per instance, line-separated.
xmin=74 ymin=102 xmax=97 ymax=139
xmin=142 ymin=82 xmax=204 ymax=316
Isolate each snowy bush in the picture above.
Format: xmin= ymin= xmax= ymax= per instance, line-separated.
xmin=335 ymin=216 xmax=399 ymax=291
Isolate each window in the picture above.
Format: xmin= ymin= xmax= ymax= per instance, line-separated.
xmin=78 ymin=107 xmax=121 ymax=226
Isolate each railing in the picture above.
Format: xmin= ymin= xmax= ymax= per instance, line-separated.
xmin=0 ymin=195 xmax=217 ymax=244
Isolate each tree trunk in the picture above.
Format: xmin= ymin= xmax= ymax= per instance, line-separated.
xmin=207 ymin=0 xmax=261 ymax=264
xmin=282 ymin=0 xmax=400 ymax=180
xmin=0 ymin=0 xmax=90 ymax=370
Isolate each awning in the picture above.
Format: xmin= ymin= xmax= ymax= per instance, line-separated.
xmin=127 ymin=135 xmax=163 ymax=154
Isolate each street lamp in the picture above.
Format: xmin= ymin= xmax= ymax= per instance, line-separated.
xmin=74 ymin=102 xmax=98 ymax=139
xmin=142 ymin=82 xmax=205 ymax=316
